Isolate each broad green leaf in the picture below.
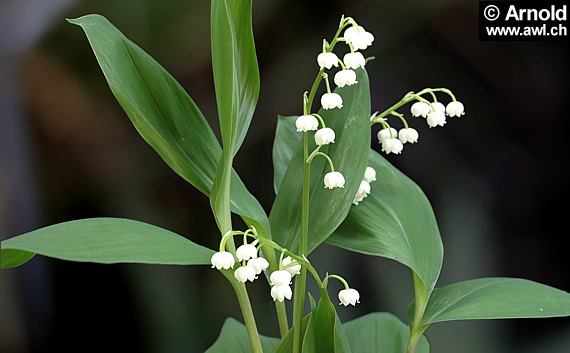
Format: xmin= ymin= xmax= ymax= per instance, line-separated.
xmin=274 ymin=314 xmax=311 ymax=353
xmin=272 ymin=115 xmax=301 ymax=193
xmin=302 ymin=291 xmax=351 ymax=353
xmin=211 ymin=0 xmax=259 ymax=154
xmin=270 ymin=69 xmax=371 ymax=253
xmin=0 ymin=218 xmax=213 ymax=269
xmin=210 ymin=0 xmax=259 ymax=232
xmin=343 ymin=313 xmax=430 ymax=353
xmin=327 ymin=149 xmax=443 ymax=296
xmin=421 ymin=277 xmax=570 ymax=325
xmin=69 ymin=15 xmax=269 ymax=235
xmin=205 ymin=318 xmax=279 ymax=353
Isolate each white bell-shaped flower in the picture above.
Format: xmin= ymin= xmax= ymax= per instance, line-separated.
xmin=281 ymin=256 xmax=301 ymax=277
xmin=398 ymin=128 xmax=419 ymax=144
xmin=344 ymin=26 xmax=374 ymax=50
xmin=343 ymin=52 xmax=366 ymax=70
xmin=247 ymin=257 xmax=269 ymax=275
xmin=431 ymin=102 xmax=446 ymax=113
xmin=317 ymin=52 xmax=340 ymax=70
xmin=410 ymin=102 xmax=430 ymax=118
xmin=314 ymin=128 xmax=336 ymax=146
xmin=270 ymin=270 xmax=292 ymax=286
xmin=382 ymin=138 xmax=404 ymax=154
xmin=338 ymin=288 xmax=360 ymax=306
xmin=234 ymin=265 xmax=257 ymax=283
xmin=446 ymin=101 xmax=465 ymax=117
xmin=295 ymin=115 xmax=319 ymax=132
xmin=271 ymin=284 xmax=293 ymax=302
xmin=353 ymin=180 xmax=371 ymax=205
xmin=324 ymin=171 xmax=345 ymax=189
xmin=334 ymin=69 xmax=358 ymax=87
xmin=377 ymin=127 xmax=397 ymax=143
xmin=321 ymin=93 xmax=343 ymax=110
xmin=235 ymin=244 xmax=258 ymax=262
xmin=363 ymin=167 xmax=376 ymax=183
xmin=211 ymin=251 xmax=235 ymax=270
xmin=426 ymin=111 xmax=447 ymax=128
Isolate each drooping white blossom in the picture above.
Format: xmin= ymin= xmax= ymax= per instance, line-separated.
xmin=334 ymin=69 xmax=358 ymax=87
xmin=446 ymin=101 xmax=465 ymax=117
xmin=321 ymin=93 xmax=343 ymax=110
xmin=234 ymin=265 xmax=257 ymax=283
xmin=317 ymin=52 xmax=340 ymax=70
xmin=211 ymin=251 xmax=235 ymax=270
xmin=410 ymin=102 xmax=430 ymax=118
xmin=426 ymin=111 xmax=447 ymax=128
xmin=324 ymin=171 xmax=346 ymax=189
xmin=271 ymin=284 xmax=293 ymax=302
xmin=281 ymin=256 xmax=301 ymax=277
xmin=270 ymin=270 xmax=292 ymax=286
xmin=235 ymin=244 xmax=258 ymax=262
xmin=382 ymin=138 xmax=404 ymax=154
xmin=343 ymin=26 xmax=374 ymax=50
xmin=295 ymin=115 xmax=319 ymax=132
xmin=377 ymin=127 xmax=397 ymax=143
xmin=363 ymin=167 xmax=376 ymax=183
xmin=338 ymin=288 xmax=360 ymax=306
xmin=247 ymin=257 xmax=269 ymax=275
xmin=398 ymin=128 xmax=419 ymax=144
xmin=431 ymin=102 xmax=446 ymax=114
xmin=314 ymin=128 xmax=336 ymax=146
xmin=353 ymin=180 xmax=371 ymax=205
xmin=343 ymin=52 xmax=366 ymax=70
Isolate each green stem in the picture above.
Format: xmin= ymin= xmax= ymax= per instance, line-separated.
xmin=259 ymin=240 xmax=289 ymax=338
xmin=406 ymin=272 xmax=429 ymax=353
xmin=292 ymin=133 xmax=311 ymax=353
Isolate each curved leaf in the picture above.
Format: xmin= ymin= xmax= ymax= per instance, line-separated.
xmin=272 ymin=115 xmax=300 ymax=193
xmin=327 ymin=149 xmax=443 ymax=296
xmin=68 ymin=14 xmax=269 ymax=235
xmin=421 ymin=277 xmax=570 ymax=325
xmin=302 ymin=292 xmax=351 ymax=353
xmin=205 ymin=318 xmax=279 ymax=353
xmin=343 ymin=313 xmax=430 ymax=353
xmin=270 ymin=69 xmax=371 ymax=253
xmin=1 ymin=218 xmax=213 ymax=269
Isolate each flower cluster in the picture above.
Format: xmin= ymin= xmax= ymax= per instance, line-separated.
xmin=296 ymin=18 xmax=374 ymax=192
xmin=353 ymin=166 xmax=376 ymax=205
xmin=210 ymin=227 xmax=360 ymax=306
xmin=371 ymin=90 xmax=465 ymax=155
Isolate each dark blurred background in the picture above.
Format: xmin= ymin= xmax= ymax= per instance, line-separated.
xmin=1 ymin=0 xmax=569 ymax=352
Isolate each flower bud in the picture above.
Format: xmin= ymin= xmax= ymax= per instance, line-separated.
xmin=343 ymin=52 xmax=366 ymax=70
xmin=344 ymin=26 xmax=374 ymax=50
xmin=353 ymin=180 xmax=371 ymax=205
xmin=321 ymin=93 xmax=343 ymax=110
xmin=281 ymin=256 xmax=301 ymax=276
xmin=377 ymin=127 xmax=397 ymax=143
xmin=426 ymin=111 xmax=446 ymax=128
xmin=338 ymin=288 xmax=360 ymax=306
xmin=247 ymin=257 xmax=269 ymax=275
xmin=334 ymin=69 xmax=358 ymax=87
xmin=234 ymin=265 xmax=257 ymax=283
xmin=382 ymin=138 xmax=404 ymax=154
xmin=270 ymin=270 xmax=292 ymax=286
xmin=235 ymin=244 xmax=258 ymax=262
xmin=398 ymin=128 xmax=419 ymax=144
xmin=363 ymin=167 xmax=376 ymax=183
xmin=271 ymin=285 xmax=293 ymax=302
xmin=295 ymin=115 xmax=319 ymax=132
xmin=410 ymin=102 xmax=430 ymax=118
xmin=431 ymin=102 xmax=446 ymax=113
xmin=317 ymin=52 xmax=340 ymax=70
xmin=446 ymin=101 xmax=465 ymax=117
xmin=211 ymin=251 xmax=235 ymax=270
xmin=314 ymin=128 xmax=336 ymax=146
xmin=324 ymin=171 xmax=345 ymax=189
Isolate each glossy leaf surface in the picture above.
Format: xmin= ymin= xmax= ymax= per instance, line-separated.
xmin=205 ymin=318 xmax=279 ymax=353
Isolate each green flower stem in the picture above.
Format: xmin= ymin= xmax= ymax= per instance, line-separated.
xmin=260 ymin=240 xmax=289 ymax=337
xmin=307 ymin=152 xmax=335 ymax=172
xmin=325 ymin=274 xmax=350 ymax=290
xmin=292 ymin=132 xmax=311 ymax=353
xmin=406 ymin=272 xmax=430 ymax=353
xmin=390 ymin=111 xmax=409 ymax=129
xmin=311 ymin=113 xmax=326 ymax=128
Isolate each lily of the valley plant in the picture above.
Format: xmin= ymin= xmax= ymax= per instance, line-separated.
xmin=2 ymin=2 xmax=569 ymax=353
